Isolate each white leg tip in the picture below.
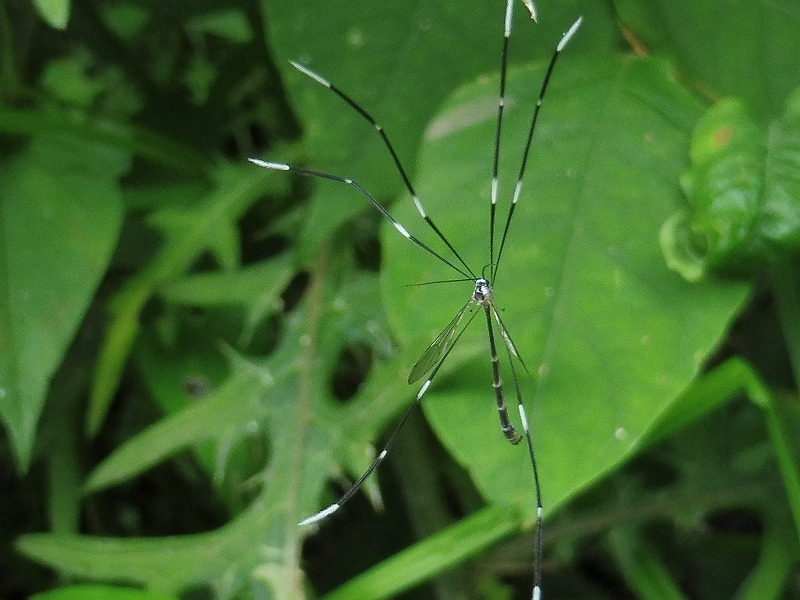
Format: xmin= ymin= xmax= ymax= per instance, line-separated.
xmin=249 ymin=158 xmax=290 ymax=171
xmin=557 ymin=16 xmax=583 ymax=52
xmin=288 ymin=60 xmax=331 ymax=88
xmin=504 ymin=0 xmax=514 ymax=35
xmin=298 ymin=503 xmax=340 ymax=526
xmin=522 ymin=0 xmax=538 ymax=22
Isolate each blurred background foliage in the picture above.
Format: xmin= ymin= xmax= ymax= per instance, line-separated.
xmin=2 ymin=0 xmax=800 ymax=599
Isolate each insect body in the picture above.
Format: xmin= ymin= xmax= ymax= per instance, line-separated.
xmin=251 ymin=4 xmax=582 ymax=598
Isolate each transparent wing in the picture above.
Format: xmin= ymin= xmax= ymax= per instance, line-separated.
xmin=408 ymin=301 xmax=473 ymax=384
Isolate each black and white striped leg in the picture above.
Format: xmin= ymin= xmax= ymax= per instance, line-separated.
xmin=487 ymin=299 xmax=542 ymax=598
xmin=287 ymin=61 xmax=475 ymax=280
xmin=493 ymin=16 xmax=583 ymax=282
xmin=490 ymin=0 xmax=517 ymax=276
xmin=248 ymin=159 xmax=472 ymax=280
xmin=505 ymin=341 xmax=543 ymax=600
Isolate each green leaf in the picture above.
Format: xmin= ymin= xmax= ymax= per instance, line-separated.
xmin=88 ymin=164 xmax=274 ymax=435
xmin=737 ymin=509 xmax=799 ymax=600
xmin=382 ymin=54 xmax=752 ymax=521
xmin=0 ymin=136 xmax=125 ymax=470
xmin=642 ymin=358 xmax=770 ymax=448
xmin=609 ymin=529 xmax=688 ymax=600
xmin=0 ymin=108 xmax=213 ymax=175
xmin=17 ymin=514 xmax=258 ymax=597
xmin=187 ymin=10 xmax=252 ymax=44
xmin=41 ymin=57 xmax=106 ymax=108
xmin=613 ymin=0 xmax=800 ymax=119
xmin=660 ymin=90 xmax=800 ymax=279
xmin=83 ymin=349 xmax=271 ymax=493
xmin=159 ymin=252 xmax=294 ymax=309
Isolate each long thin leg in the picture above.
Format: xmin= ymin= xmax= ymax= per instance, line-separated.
xmin=300 ymin=305 xmax=481 ymax=526
xmin=493 ymin=16 xmax=583 ymax=282
xmin=249 ymin=159 xmax=472 ymax=280
xmin=505 ymin=342 xmax=543 ymax=600
xmin=489 ymin=302 xmax=543 ymax=600
xmin=490 ymin=0 xmax=516 ymax=275
xmin=288 ymin=61 xmax=476 ymax=280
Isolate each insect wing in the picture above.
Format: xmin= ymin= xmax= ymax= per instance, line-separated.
xmin=408 ymin=302 xmax=471 ymax=384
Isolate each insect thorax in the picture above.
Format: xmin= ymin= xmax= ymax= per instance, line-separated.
xmin=473 ymin=278 xmax=493 ymax=306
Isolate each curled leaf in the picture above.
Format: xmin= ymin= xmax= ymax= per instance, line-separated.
xmin=661 ymin=88 xmax=800 ymax=280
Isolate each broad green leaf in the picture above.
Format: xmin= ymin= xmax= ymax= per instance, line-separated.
xmin=0 ymin=136 xmax=126 ymax=470
xmin=660 ymin=90 xmax=800 ymax=280
xmin=264 ymin=0 xmax=618 ymax=262
xmin=613 ymin=0 xmax=800 ymax=119
xmin=382 ymin=55 xmax=752 ymax=522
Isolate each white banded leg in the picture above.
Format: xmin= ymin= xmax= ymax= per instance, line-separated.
xmin=248 ymin=159 xmax=472 ymax=280
xmin=287 ymin=60 xmax=476 ymax=280
xmin=493 ymin=16 xmax=583 ymax=281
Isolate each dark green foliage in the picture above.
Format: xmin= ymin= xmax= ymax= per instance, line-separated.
xmin=661 ymin=93 xmax=800 ymax=279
